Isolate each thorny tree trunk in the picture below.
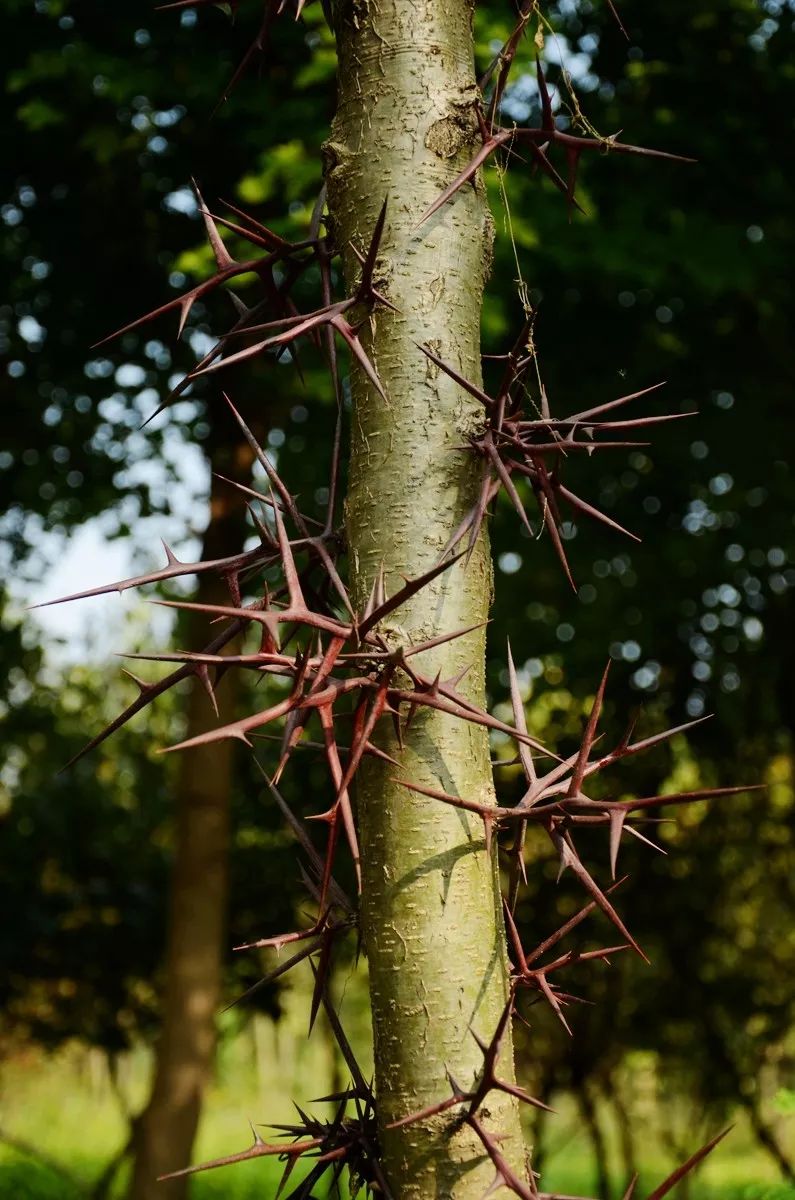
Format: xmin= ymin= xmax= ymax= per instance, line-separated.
xmin=326 ymin=1 xmax=526 ymax=1195
xmin=129 ymin=434 xmax=251 ymax=1200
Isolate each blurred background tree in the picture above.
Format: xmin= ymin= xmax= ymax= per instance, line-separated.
xmin=1 ymin=0 xmax=792 ymax=1196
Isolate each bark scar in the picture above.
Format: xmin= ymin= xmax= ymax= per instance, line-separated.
xmin=425 ymin=101 xmax=480 ymax=160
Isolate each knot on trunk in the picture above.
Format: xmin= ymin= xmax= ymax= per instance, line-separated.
xmin=425 ymin=102 xmax=480 ymax=161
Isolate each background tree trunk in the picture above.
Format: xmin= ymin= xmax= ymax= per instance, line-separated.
xmin=575 ymin=1079 xmax=611 ymax=1200
xmin=327 ymin=2 xmax=526 ymax=1195
xmin=128 ymin=424 xmax=251 ymax=1200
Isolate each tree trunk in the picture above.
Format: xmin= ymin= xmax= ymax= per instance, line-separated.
xmin=605 ymin=1076 xmax=638 ymax=1183
xmin=128 ymin=430 xmax=251 ymax=1200
xmin=327 ymin=2 xmax=526 ymax=1195
xmin=742 ymin=1094 xmax=795 ymax=1183
xmin=575 ymin=1079 xmax=611 ymax=1200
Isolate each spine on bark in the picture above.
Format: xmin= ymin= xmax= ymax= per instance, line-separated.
xmin=39 ymin=2 xmax=748 ymax=1197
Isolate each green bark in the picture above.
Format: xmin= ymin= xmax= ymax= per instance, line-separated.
xmin=326 ymin=2 xmax=527 ymax=1195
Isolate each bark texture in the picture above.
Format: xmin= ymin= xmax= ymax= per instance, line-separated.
xmin=128 ymin=436 xmax=250 ymax=1200
xmin=327 ymin=2 xmax=526 ymax=1195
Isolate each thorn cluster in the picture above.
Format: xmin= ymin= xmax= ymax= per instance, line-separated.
xmin=419 ymin=57 xmax=693 ymax=230
xmin=160 ymin=978 xmax=394 ymax=1199
xmin=422 ymin=328 xmax=690 ymax=589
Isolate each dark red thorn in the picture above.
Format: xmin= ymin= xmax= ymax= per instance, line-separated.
xmin=120 ymin=669 xmax=149 ymax=695
xmin=578 ymin=413 xmax=693 ymax=434
xmin=467 ymin=1112 xmax=537 ymax=1200
xmin=157 ymin=0 xmax=242 ymax=10
xmin=622 ymin=823 xmax=667 ymax=858
xmin=646 ymin=1128 xmax=732 ymax=1200
xmin=192 ymin=179 xmax=235 ymax=270
xmin=491 ymin=1076 xmax=554 ymax=1114
xmin=528 ymin=141 xmax=586 ymax=217
xmin=309 ymin=963 xmax=370 ymax=1097
xmin=274 ymin=1153 xmax=299 ymax=1200
xmin=557 ymin=483 xmax=640 ymax=542
xmin=395 ymin=777 xmax=503 ymax=824
xmin=483 ymin=813 xmax=495 ymax=856
xmin=335 ymin=666 xmax=394 ymax=806
xmin=318 ymin=704 xmax=361 ymax=897
xmin=565 ymin=145 xmax=581 ymax=218
xmin=534 ymin=463 xmax=577 ymax=591
xmin=160 ymin=699 xmax=268 ymax=754
xmin=437 ymin=492 xmax=483 ymax=562
xmin=506 ymin=823 xmax=529 ymax=913
xmin=221 ymin=938 xmax=321 ymax=1014
xmin=486 ymin=443 xmax=535 ymax=537
xmin=270 ymin=494 xmax=304 ymax=609
xmin=503 ymin=902 xmax=530 ymax=975
xmin=403 ymin=623 xmax=487 ymax=658
xmin=151 ymin=594 xmax=350 ymax=643
xmin=331 ymin=313 xmax=388 ymax=401
xmin=552 ymin=830 xmax=649 ymax=964
xmin=555 ymin=127 xmax=696 ymax=165
xmin=522 ymin=881 xmax=627 ymax=966
xmin=196 ymin=302 xmax=340 ymax=376
xmin=224 ymin=198 xmax=298 ymax=254
xmin=478 ymin=1 xmax=533 ymax=94
xmin=157 ymin=1132 xmax=321 ymax=1182
xmin=363 ymin=564 xmax=386 ymax=622
xmin=357 ymin=551 xmax=465 ymax=639
xmin=259 ymin=730 xmax=399 ymax=769
xmin=567 ymin=662 xmax=611 ymax=800
xmin=536 ymin=56 xmax=555 ymax=132
xmin=469 ymin=993 xmax=552 ymax=1114
xmin=354 ymin=197 xmax=389 ymax=303
xmin=566 ymin=380 xmax=668 ymax=423
xmin=203 ymin=207 xmax=293 ymax=255
xmin=609 ymin=808 xmax=625 ymax=879
xmin=588 ymin=715 xmax=712 ymax=775
xmin=259 ymin=769 xmax=353 ymax=917
xmin=535 ymin=972 xmax=574 ymax=1036
xmin=617 ymin=783 xmax=763 ymax=813
xmin=274 ymin=636 xmax=347 ymax=784
xmin=221 ymin=393 xmax=309 ymax=533
xmin=194 ymin=663 xmax=219 ymax=718
xmin=415 ymin=130 xmax=511 ymax=227
xmin=541 ymin=944 xmax=631 ymax=974
xmin=244 ymin=501 xmax=272 ymax=548
xmin=386 ymin=1091 xmax=466 ymax=1131
xmin=308 ymin=930 xmax=335 ymax=1035
xmin=93 ymin=237 xmax=288 ymax=348
xmin=507 ymin=640 xmax=537 ymax=785
xmin=235 ymin=921 xmax=330 ymax=954
xmin=213 ymin=5 xmax=277 ymax=110
xmin=391 ymin=686 xmax=551 ymax=755
xmin=518 ymin=438 xmax=651 ymax=454
xmin=30 ymin=541 xmax=270 ymax=609
xmin=58 ymin=611 xmax=251 ymax=772
xmin=417 ymin=343 xmax=495 ymax=409
xmin=464 ymin=468 xmax=499 ymax=564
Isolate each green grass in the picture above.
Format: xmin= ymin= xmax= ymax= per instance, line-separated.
xmin=0 ymin=1027 xmax=792 ymax=1199
xmin=1 ymin=1148 xmax=793 ymax=1200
